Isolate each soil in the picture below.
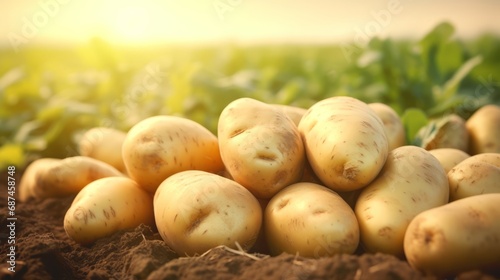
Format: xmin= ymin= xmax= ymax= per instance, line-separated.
xmin=1 ymin=172 xmax=499 ymax=280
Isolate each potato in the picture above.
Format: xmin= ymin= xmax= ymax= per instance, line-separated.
xmin=154 ymin=170 xmax=262 ymax=256
xmin=448 ymin=153 xmax=500 ymax=201
xmin=19 ymin=156 xmax=123 ymax=201
xmin=122 ymin=115 xmax=224 ymax=193
xmin=64 ymin=176 xmax=154 ymax=245
xmin=18 ymin=158 xmax=61 ymax=202
xmin=355 ymin=146 xmax=449 ymax=257
xmin=78 ymin=127 xmax=127 ymax=173
xmin=298 ymin=96 xmax=389 ymax=192
xmin=428 ymin=148 xmax=470 ymax=173
xmin=218 ymin=98 xmax=305 ymax=199
xmin=404 ymin=193 xmax=500 ymax=278
xmin=271 ymin=104 xmax=307 ymax=126
xmin=265 ymin=182 xmax=359 ymax=258
xmin=466 ymin=104 xmax=500 ymax=154
xmin=415 ymin=114 xmax=469 ymax=152
xmin=368 ymin=103 xmax=406 ymax=150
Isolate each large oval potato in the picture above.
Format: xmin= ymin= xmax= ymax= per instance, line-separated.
xmin=428 ymin=148 xmax=470 ymax=174
xmin=19 ymin=156 xmax=124 ymax=201
xmin=122 ymin=115 xmax=225 ymax=193
xmin=404 ymin=193 xmax=500 ymax=278
xmin=298 ymin=96 xmax=389 ymax=192
xmin=354 ymin=146 xmax=449 ymax=257
xmin=265 ymin=182 xmax=359 ymax=258
xmin=368 ymin=103 xmax=406 ymax=151
xmin=466 ymin=104 xmax=500 ymax=154
xmin=154 ymin=170 xmax=262 ymax=256
xmin=448 ymin=153 xmax=500 ymax=201
xmin=78 ymin=127 xmax=127 ymax=173
xmin=64 ymin=176 xmax=154 ymax=245
xmin=218 ymin=98 xmax=305 ymax=199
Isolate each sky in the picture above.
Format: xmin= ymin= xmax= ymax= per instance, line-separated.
xmin=1 ymin=0 xmax=500 ymax=48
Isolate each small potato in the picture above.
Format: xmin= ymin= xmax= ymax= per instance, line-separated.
xmin=355 ymin=146 xmax=449 ymax=257
xmin=154 ymin=170 xmax=262 ymax=256
xmin=404 ymin=193 xmax=500 ymax=278
xmin=271 ymin=104 xmax=307 ymax=126
xmin=78 ymin=127 xmax=127 ymax=173
xmin=416 ymin=114 xmax=470 ymax=152
xmin=18 ymin=158 xmax=61 ymax=202
xmin=466 ymin=104 xmax=500 ymax=154
xmin=368 ymin=103 xmax=406 ymax=150
xmin=265 ymin=182 xmax=359 ymax=258
xmin=64 ymin=177 xmax=154 ymax=245
xmin=448 ymin=153 xmax=500 ymax=201
xmin=122 ymin=115 xmax=225 ymax=193
xmin=218 ymin=98 xmax=305 ymax=199
xmin=428 ymin=148 xmax=470 ymax=173
xmin=298 ymin=96 xmax=389 ymax=192
xmin=19 ymin=156 xmax=123 ymax=201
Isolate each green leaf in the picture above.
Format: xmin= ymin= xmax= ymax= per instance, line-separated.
xmin=401 ymin=108 xmax=429 ymax=145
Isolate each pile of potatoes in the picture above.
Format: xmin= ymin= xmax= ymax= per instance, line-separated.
xmin=19 ymin=97 xmax=500 ymax=278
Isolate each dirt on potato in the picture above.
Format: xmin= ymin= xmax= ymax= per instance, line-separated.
xmin=1 ymin=173 xmax=499 ymax=280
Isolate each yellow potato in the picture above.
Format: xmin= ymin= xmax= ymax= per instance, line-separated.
xmin=428 ymin=148 xmax=470 ymax=173
xmin=18 ymin=158 xmax=61 ymax=202
xmin=265 ymin=182 xmax=359 ymax=258
xmin=19 ymin=156 xmax=123 ymax=201
xmin=466 ymin=104 xmax=500 ymax=154
xmin=154 ymin=170 xmax=262 ymax=256
xmin=404 ymin=193 xmax=500 ymax=278
xmin=64 ymin=176 xmax=154 ymax=245
xmin=218 ymin=98 xmax=305 ymax=199
xmin=78 ymin=127 xmax=127 ymax=173
xmin=416 ymin=114 xmax=469 ymax=152
xmin=122 ymin=115 xmax=224 ymax=193
xmin=368 ymin=103 xmax=406 ymax=150
xmin=271 ymin=104 xmax=307 ymax=126
xmin=448 ymin=153 xmax=500 ymax=201
xmin=298 ymin=96 xmax=389 ymax=192
xmin=355 ymin=146 xmax=449 ymax=257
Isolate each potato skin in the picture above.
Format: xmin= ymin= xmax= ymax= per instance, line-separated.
xmin=122 ymin=116 xmax=224 ymax=193
xmin=18 ymin=158 xmax=61 ymax=202
xmin=154 ymin=170 xmax=262 ymax=256
xmin=265 ymin=182 xmax=359 ymax=258
xmin=298 ymin=96 xmax=389 ymax=192
xmin=428 ymin=148 xmax=470 ymax=174
xmin=78 ymin=127 xmax=127 ymax=173
xmin=448 ymin=153 xmax=500 ymax=201
xmin=417 ymin=114 xmax=470 ymax=152
xmin=466 ymin=104 xmax=500 ymax=154
xmin=64 ymin=177 xmax=154 ymax=245
xmin=19 ymin=156 xmax=123 ymax=201
xmin=355 ymin=146 xmax=449 ymax=257
xmin=368 ymin=103 xmax=406 ymax=151
xmin=271 ymin=104 xmax=307 ymax=126
xmin=404 ymin=193 xmax=500 ymax=278
xmin=218 ymin=98 xmax=305 ymax=199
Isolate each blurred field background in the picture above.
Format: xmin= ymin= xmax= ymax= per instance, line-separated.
xmin=1 ymin=1 xmax=500 ymax=169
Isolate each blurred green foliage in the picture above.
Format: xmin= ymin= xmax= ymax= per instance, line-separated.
xmin=1 ymin=22 xmax=499 ymax=169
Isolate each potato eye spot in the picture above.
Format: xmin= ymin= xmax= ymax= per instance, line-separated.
xmin=186 ymin=210 xmax=210 ymax=235
xmin=276 ymin=199 xmax=290 ymax=210
xmin=229 ymin=128 xmax=247 ymax=138
xmin=256 ymin=152 xmax=277 ymax=162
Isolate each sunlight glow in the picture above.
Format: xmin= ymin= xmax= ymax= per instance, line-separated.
xmin=0 ymin=0 xmax=499 ymax=47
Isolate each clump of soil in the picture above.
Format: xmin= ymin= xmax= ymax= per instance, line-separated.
xmin=1 ymin=175 xmax=499 ymax=280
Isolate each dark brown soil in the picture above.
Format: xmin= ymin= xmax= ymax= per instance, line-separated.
xmin=1 ymin=172 xmax=499 ymax=280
